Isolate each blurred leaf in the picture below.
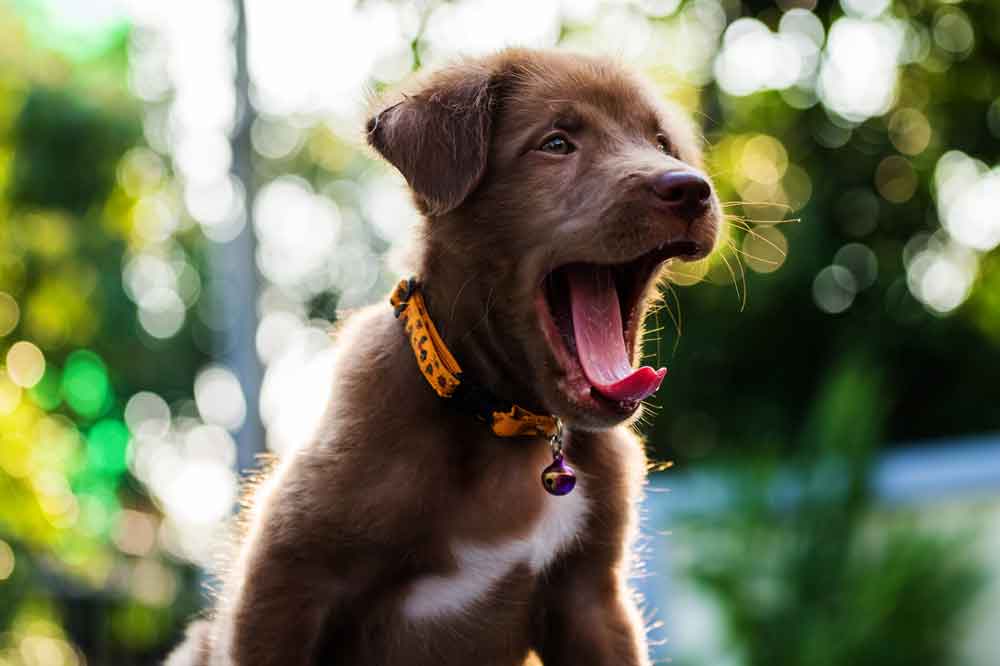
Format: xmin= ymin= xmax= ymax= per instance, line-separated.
xmin=8 ymin=87 xmax=137 ymax=216
xmin=682 ymin=357 xmax=984 ymax=666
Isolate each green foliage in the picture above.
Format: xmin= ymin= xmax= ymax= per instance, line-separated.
xmin=61 ymin=349 xmax=112 ymax=419
xmin=681 ymin=357 xmax=985 ymax=666
xmin=647 ymin=0 xmax=1000 ymax=460
xmin=0 ymin=7 xmax=201 ymax=663
xmin=9 ymin=88 xmax=138 ymax=216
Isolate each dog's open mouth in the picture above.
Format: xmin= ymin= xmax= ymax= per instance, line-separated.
xmin=538 ymin=240 xmax=700 ymax=411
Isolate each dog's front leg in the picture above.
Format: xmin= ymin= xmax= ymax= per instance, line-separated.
xmin=531 ymin=562 xmax=650 ymax=666
xmin=224 ymin=547 xmax=341 ymax=666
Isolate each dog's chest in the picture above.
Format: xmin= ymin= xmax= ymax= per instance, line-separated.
xmin=401 ymin=477 xmax=589 ymax=620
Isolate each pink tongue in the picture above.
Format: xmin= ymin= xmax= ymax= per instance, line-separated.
xmin=566 ymin=266 xmax=667 ymax=403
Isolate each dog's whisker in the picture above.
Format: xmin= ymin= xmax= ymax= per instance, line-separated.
xmin=729 ymin=244 xmax=782 ymax=266
xmin=705 ymin=167 xmax=734 ymax=179
xmin=450 ymin=271 xmax=481 ymax=326
xmin=648 ymin=283 xmax=681 ymax=344
xmin=665 ymin=282 xmax=682 ymax=344
xmin=718 ymin=200 xmax=794 ymax=211
xmin=690 ymin=108 xmax=715 ymax=124
xmin=653 ymin=305 xmax=663 ymax=367
xmin=733 ymin=244 xmax=748 ymax=312
xmin=730 ymin=225 xmax=789 ymax=258
xmin=741 ymin=217 xmax=802 ymax=226
xmin=717 ymin=243 xmax=747 ymax=311
xmin=723 ymin=213 xmax=802 ymax=231
xmin=462 ymin=284 xmax=497 ymax=341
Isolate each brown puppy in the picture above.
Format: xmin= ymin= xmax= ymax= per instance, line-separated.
xmin=167 ymin=48 xmax=720 ymax=666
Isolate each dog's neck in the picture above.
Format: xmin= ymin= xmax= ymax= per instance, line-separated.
xmin=416 ymin=247 xmax=544 ymax=415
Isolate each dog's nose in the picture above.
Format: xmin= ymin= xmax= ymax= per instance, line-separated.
xmin=651 ymin=170 xmax=712 ymax=221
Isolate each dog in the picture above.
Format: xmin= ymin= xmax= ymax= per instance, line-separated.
xmin=167 ymin=47 xmax=720 ymax=666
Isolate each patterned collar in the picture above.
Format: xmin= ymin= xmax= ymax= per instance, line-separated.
xmin=390 ymin=278 xmax=578 ymax=496
xmin=390 ymin=278 xmax=559 ymax=439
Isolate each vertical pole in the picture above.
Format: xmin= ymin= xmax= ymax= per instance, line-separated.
xmin=220 ymin=0 xmax=264 ymax=472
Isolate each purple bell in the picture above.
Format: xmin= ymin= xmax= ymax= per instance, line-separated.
xmin=541 ymin=453 xmax=576 ymax=496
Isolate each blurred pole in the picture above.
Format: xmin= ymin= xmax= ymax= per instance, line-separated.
xmin=217 ymin=0 xmax=264 ymax=473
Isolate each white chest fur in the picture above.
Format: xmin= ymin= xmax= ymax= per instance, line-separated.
xmin=402 ymin=477 xmax=590 ymax=620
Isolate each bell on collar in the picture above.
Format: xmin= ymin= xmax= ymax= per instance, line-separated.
xmin=541 ymin=453 xmax=576 ymax=496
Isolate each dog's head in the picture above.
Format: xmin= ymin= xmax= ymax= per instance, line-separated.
xmin=367 ymin=49 xmax=721 ymax=430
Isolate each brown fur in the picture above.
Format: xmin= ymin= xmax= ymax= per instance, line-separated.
xmin=167 ymin=48 xmax=719 ymax=666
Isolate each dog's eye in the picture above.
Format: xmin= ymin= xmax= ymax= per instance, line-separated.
xmin=656 ymin=135 xmax=671 ymax=154
xmin=539 ymin=135 xmax=575 ymax=155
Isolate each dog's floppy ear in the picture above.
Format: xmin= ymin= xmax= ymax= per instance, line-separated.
xmin=366 ymin=63 xmax=496 ymax=216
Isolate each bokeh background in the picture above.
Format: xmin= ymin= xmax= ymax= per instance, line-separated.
xmin=0 ymin=0 xmax=998 ymax=663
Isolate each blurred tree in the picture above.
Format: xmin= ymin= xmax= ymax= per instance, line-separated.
xmin=9 ymin=88 xmax=136 ymax=216
xmin=680 ymin=355 xmax=984 ymax=665
xmin=0 ymin=5 xmax=204 ymax=664
xmin=644 ymin=0 xmax=1000 ymax=463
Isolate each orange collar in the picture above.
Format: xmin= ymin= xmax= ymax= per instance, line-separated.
xmin=390 ymin=278 xmax=559 ymax=439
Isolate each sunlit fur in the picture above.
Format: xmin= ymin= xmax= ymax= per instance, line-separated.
xmin=167 ymin=48 xmax=720 ymax=666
